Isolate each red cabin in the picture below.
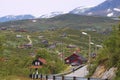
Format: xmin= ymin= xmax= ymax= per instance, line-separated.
xmin=30 ymin=57 xmax=46 ymax=69
xmin=65 ymin=53 xmax=87 ymax=66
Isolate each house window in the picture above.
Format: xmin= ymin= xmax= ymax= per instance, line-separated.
xmin=35 ymin=62 xmax=37 ymax=65
xmin=66 ymin=60 xmax=69 ymax=63
xmin=69 ymin=56 xmax=76 ymax=61
xmin=35 ymin=62 xmax=40 ymax=66
xmin=37 ymin=62 xmax=40 ymax=65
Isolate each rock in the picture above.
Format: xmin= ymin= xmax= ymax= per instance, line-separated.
xmin=92 ymin=65 xmax=106 ymax=78
xmin=92 ymin=65 xmax=117 ymax=80
xmin=102 ymin=67 xmax=117 ymax=80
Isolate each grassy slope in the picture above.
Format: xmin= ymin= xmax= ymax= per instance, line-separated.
xmin=0 ymin=28 xmax=108 ymax=78
xmin=0 ymin=14 xmax=119 ymax=79
xmin=0 ymin=14 xmax=119 ymax=31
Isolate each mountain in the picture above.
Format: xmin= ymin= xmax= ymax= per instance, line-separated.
xmin=70 ymin=0 xmax=120 ymax=17
xmin=39 ymin=12 xmax=65 ymax=18
xmin=0 ymin=12 xmax=64 ymax=22
xmin=0 ymin=14 xmax=118 ymax=31
xmin=0 ymin=14 xmax=35 ymax=22
xmin=69 ymin=6 xmax=91 ymax=15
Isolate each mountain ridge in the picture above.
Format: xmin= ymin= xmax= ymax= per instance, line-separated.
xmin=0 ymin=0 xmax=120 ymax=22
xmin=0 ymin=14 xmax=35 ymax=22
xmin=70 ymin=0 xmax=120 ymax=17
xmin=0 ymin=14 xmax=119 ymax=31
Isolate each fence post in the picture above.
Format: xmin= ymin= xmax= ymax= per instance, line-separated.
xmin=73 ymin=76 xmax=76 ymax=80
xmin=46 ymin=75 xmax=48 ymax=80
xmin=88 ymin=77 xmax=90 ymax=80
xmin=34 ymin=74 xmax=37 ymax=79
xmin=31 ymin=74 xmax=34 ymax=79
xmin=40 ymin=74 xmax=42 ymax=80
xmin=53 ymin=76 xmax=55 ymax=80
xmin=38 ymin=74 xmax=41 ymax=79
xmin=62 ymin=76 xmax=64 ymax=80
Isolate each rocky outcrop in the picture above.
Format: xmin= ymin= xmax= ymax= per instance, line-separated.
xmin=102 ymin=67 xmax=117 ymax=80
xmin=92 ymin=65 xmax=117 ymax=80
xmin=92 ymin=65 xmax=106 ymax=78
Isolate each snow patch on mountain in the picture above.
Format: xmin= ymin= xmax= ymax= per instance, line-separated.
xmin=69 ymin=0 xmax=120 ymax=17
xmin=114 ymin=8 xmax=120 ymax=12
xmin=107 ymin=9 xmax=112 ymax=12
xmin=107 ymin=13 xmax=114 ymax=17
xmin=74 ymin=6 xmax=90 ymax=13
xmin=0 ymin=14 xmax=35 ymax=22
xmin=69 ymin=6 xmax=91 ymax=14
xmin=40 ymin=12 xmax=65 ymax=18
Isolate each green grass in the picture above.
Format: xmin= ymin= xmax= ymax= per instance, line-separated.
xmin=0 ymin=14 xmax=119 ymax=79
xmin=0 ymin=28 xmax=108 ymax=78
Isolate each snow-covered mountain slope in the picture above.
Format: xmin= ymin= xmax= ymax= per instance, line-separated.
xmin=70 ymin=0 xmax=120 ymax=17
xmin=39 ymin=12 xmax=65 ymax=18
xmin=69 ymin=6 xmax=91 ymax=15
xmin=0 ymin=15 xmax=35 ymax=22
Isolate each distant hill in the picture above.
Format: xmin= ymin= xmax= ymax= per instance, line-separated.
xmin=0 ymin=14 xmax=119 ymax=31
xmin=0 ymin=14 xmax=35 ymax=22
xmin=70 ymin=0 xmax=120 ymax=17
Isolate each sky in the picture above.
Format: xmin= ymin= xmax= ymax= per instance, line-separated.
xmin=0 ymin=0 xmax=106 ymax=17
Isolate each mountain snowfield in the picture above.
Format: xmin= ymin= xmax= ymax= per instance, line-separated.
xmin=70 ymin=0 xmax=120 ymax=17
xmin=69 ymin=6 xmax=91 ymax=14
xmin=0 ymin=15 xmax=35 ymax=22
xmin=39 ymin=12 xmax=65 ymax=18
xmin=0 ymin=12 xmax=66 ymax=22
xmin=106 ymin=8 xmax=120 ymax=17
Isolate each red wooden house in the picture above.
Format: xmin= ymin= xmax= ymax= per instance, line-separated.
xmin=29 ymin=57 xmax=46 ymax=79
xmin=64 ymin=53 xmax=87 ymax=66
xmin=30 ymin=57 xmax=46 ymax=69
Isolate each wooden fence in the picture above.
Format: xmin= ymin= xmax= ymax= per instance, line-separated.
xmin=29 ymin=74 xmax=108 ymax=80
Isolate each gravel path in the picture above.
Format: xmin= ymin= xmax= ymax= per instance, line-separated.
xmin=65 ymin=65 xmax=89 ymax=77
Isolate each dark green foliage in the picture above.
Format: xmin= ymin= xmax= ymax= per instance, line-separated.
xmin=93 ymin=24 xmax=120 ymax=79
xmin=103 ymin=26 xmax=120 ymax=67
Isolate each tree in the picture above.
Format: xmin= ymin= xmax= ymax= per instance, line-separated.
xmin=99 ymin=24 xmax=120 ymax=79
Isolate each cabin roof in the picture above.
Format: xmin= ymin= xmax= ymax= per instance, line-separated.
xmin=65 ymin=53 xmax=87 ymax=61
xmin=38 ymin=58 xmax=46 ymax=64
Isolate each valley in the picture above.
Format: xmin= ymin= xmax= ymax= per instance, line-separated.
xmin=0 ymin=14 xmax=119 ymax=80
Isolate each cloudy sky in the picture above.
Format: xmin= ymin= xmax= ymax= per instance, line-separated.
xmin=0 ymin=0 xmax=106 ymax=17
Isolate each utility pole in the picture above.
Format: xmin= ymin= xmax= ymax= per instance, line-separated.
xmin=82 ymin=32 xmax=91 ymax=72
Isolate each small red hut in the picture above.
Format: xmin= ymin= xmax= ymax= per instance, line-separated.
xmin=29 ymin=57 xmax=46 ymax=79
xmin=30 ymin=57 xmax=46 ymax=69
xmin=64 ymin=53 xmax=87 ymax=66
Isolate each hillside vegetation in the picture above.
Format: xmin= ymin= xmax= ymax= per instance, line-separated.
xmin=0 ymin=14 xmax=119 ymax=79
xmin=0 ymin=27 xmax=108 ymax=79
xmin=90 ymin=24 xmax=120 ymax=80
xmin=0 ymin=14 xmax=119 ymax=31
